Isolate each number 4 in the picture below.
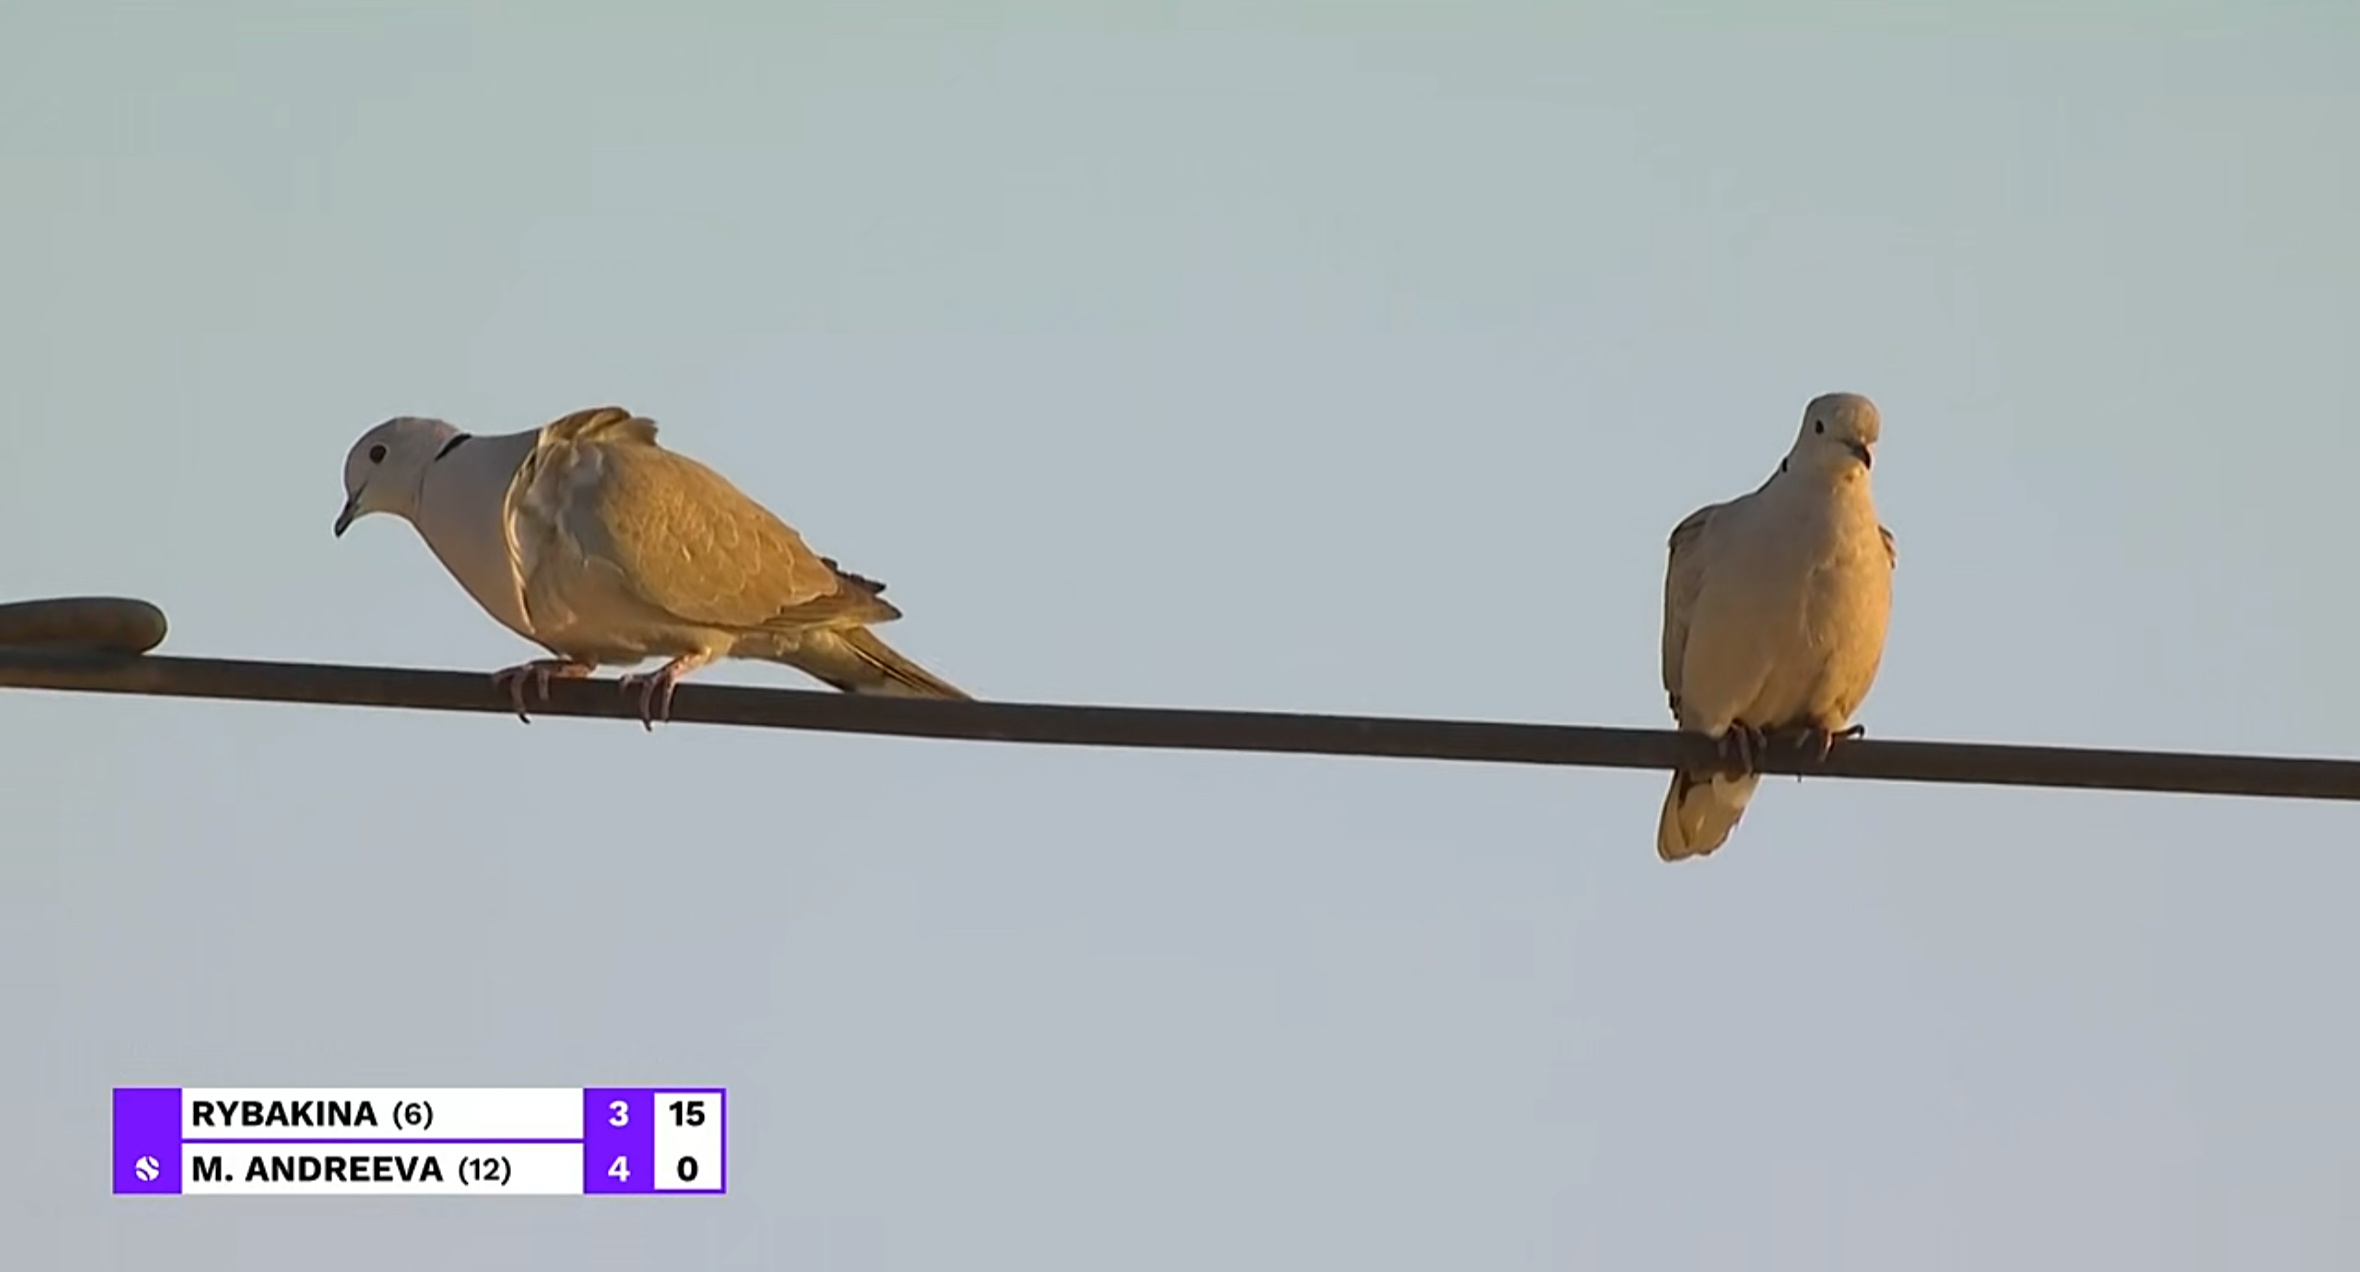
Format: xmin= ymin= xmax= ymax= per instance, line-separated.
xmin=607 ymin=1155 xmax=630 ymax=1184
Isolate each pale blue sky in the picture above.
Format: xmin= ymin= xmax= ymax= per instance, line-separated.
xmin=6 ymin=3 xmax=2359 ymax=1269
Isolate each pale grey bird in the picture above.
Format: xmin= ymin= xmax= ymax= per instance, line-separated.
xmin=335 ymin=405 xmax=969 ymax=727
xmin=1655 ymin=391 xmax=1896 ymax=861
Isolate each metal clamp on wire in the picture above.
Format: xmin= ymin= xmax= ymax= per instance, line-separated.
xmin=0 ymin=596 xmax=169 ymax=660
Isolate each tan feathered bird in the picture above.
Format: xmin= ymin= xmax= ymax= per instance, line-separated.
xmin=335 ymin=405 xmax=969 ymax=726
xmin=1656 ymin=392 xmax=1896 ymax=860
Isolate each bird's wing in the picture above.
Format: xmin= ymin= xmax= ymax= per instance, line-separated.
xmin=1661 ymin=499 xmax=1726 ymax=716
xmin=509 ymin=406 xmax=900 ymax=638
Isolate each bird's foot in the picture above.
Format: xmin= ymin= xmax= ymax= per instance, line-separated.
xmin=1714 ymin=722 xmax=1770 ymax=775
xmin=1786 ymin=723 xmax=1868 ymax=764
xmin=489 ymin=658 xmax=596 ymax=723
xmin=618 ymin=653 xmax=716 ymax=731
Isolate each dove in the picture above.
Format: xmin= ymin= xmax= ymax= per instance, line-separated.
xmin=1655 ymin=391 xmax=1896 ymax=861
xmin=334 ymin=405 xmax=970 ymax=727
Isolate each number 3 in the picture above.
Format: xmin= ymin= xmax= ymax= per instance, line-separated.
xmin=608 ymin=1100 xmax=629 ymax=1127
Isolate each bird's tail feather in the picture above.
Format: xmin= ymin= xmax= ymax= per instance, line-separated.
xmin=1655 ymin=768 xmax=1759 ymax=861
xmin=777 ymin=627 xmax=971 ymax=700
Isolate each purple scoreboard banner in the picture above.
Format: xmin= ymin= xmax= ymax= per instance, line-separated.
xmin=112 ymin=1088 xmax=727 ymax=1196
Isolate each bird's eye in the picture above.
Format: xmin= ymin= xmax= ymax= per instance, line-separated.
xmin=368 ymin=444 xmax=387 ymax=463
xmin=1813 ymin=420 xmax=1825 ymax=434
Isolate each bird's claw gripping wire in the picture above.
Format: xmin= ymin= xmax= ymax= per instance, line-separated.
xmin=618 ymin=653 xmax=716 ymax=731
xmin=490 ymin=658 xmax=595 ymax=723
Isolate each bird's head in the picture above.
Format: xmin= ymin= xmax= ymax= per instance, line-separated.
xmin=335 ymin=416 xmax=464 ymax=537
xmin=1787 ymin=392 xmax=1880 ymax=480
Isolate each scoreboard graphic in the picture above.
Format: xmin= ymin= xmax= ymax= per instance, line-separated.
xmin=113 ymin=1087 xmax=726 ymax=1196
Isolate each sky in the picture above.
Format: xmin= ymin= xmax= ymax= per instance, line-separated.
xmin=5 ymin=2 xmax=2359 ymax=1269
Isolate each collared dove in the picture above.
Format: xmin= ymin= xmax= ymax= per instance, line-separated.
xmin=334 ymin=405 xmax=969 ymax=727
xmin=1656 ymin=392 xmax=1896 ymax=861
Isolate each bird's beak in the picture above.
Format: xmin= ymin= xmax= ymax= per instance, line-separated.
xmin=1845 ymin=441 xmax=1873 ymax=469
xmin=333 ymin=493 xmax=361 ymax=538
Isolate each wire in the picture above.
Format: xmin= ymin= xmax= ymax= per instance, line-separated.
xmin=4 ymin=648 xmax=2356 ymax=803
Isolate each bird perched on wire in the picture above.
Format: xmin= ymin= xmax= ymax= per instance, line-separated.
xmin=334 ymin=405 xmax=970 ymax=727
xmin=1655 ymin=391 xmax=1896 ymax=860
